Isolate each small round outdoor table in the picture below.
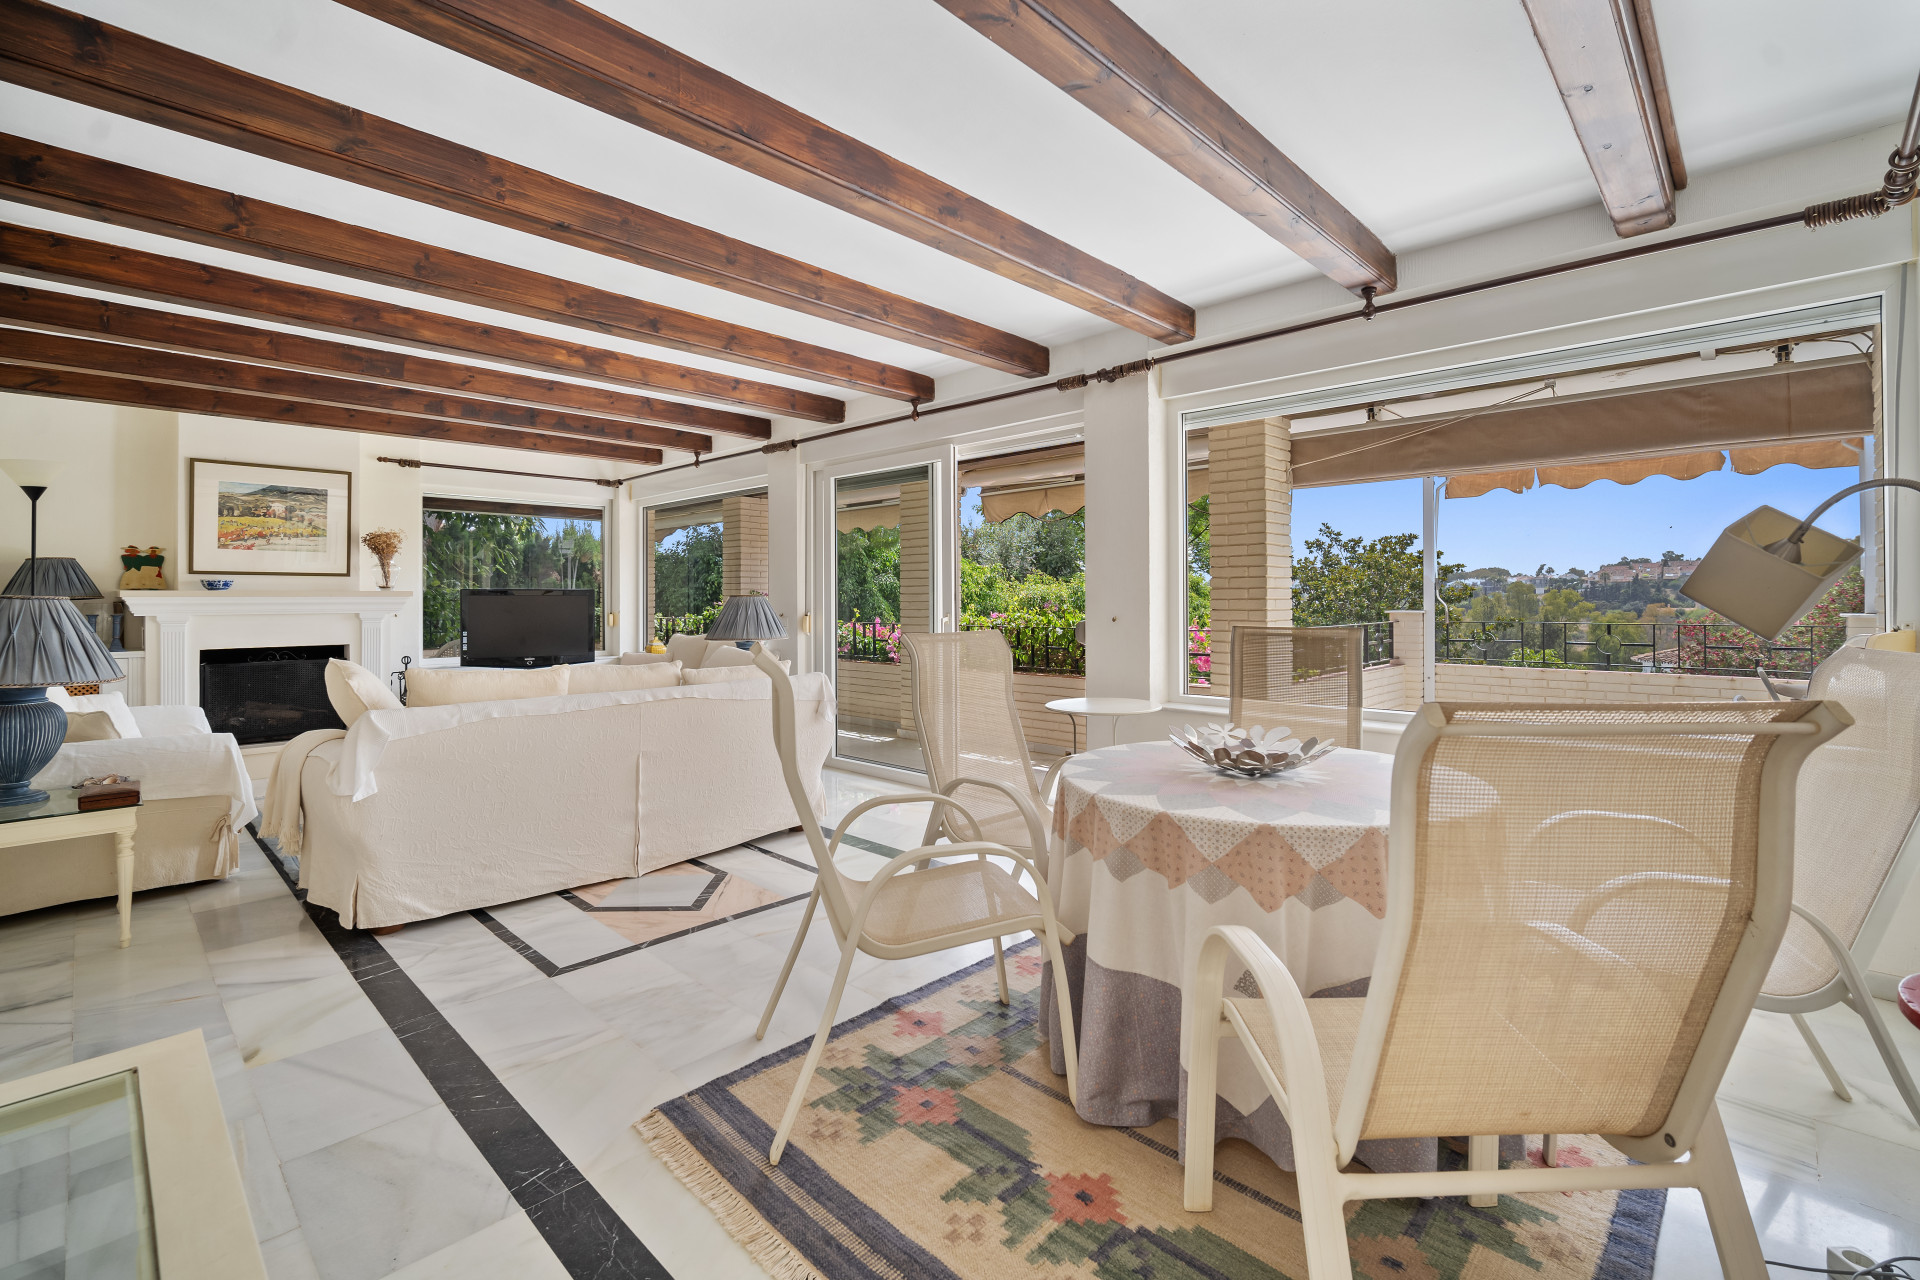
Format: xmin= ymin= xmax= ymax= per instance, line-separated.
xmin=1037 ymin=739 xmax=1453 ymax=1176
xmin=1044 ymin=697 xmax=1160 ymax=753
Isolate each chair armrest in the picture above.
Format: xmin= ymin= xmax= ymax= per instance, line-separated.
xmin=827 ymin=791 xmax=987 ymax=862
xmin=1190 ymin=925 xmax=1337 ymax=1137
xmin=129 ymin=704 xmax=211 ymax=737
xmin=1040 ymin=755 xmax=1069 ymax=809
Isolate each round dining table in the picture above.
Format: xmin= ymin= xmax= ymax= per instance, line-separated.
xmin=1037 ymin=739 xmax=1442 ymax=1174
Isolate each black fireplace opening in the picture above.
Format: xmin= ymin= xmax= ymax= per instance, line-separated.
xmin=200 ymin=645 xmax=349 ymax=745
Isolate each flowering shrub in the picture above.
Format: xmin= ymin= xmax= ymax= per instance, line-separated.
xmin=960 ymin=609 xmax=1083 ymax=673
xmin=839 ymin=617 xmax=902 ymax=662
xmin=1187 ymin=624 xmax=1212 ymax=687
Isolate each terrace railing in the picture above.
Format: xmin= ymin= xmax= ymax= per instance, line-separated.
xmin=1187 ymin=621 xmax=1394 ymax=691
xmin=1436 ymin=619 xmax=1846 ymax=677
xmin=652 ymin=612 xmax=717 ymax=644
xmin=836 ymin=619 xmax=1087 ymax=674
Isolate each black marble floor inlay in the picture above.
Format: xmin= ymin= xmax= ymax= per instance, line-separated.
xmin=474 ymin=891 xmax=812 ymax=979
xmin=251 ymin=826 xmax=672 ymax=1280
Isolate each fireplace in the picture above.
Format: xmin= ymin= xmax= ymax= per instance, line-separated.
xmin=200 ymin=645 xmax=349 ymax=744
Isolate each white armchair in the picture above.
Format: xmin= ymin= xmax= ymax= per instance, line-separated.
xmin=8 ymin=699 xmax=257 ymax=918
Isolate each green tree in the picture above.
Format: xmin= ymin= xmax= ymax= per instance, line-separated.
xmin=1031 ymin=509 xmax=1085 ymax=580
xmin=1540 ymin=588 xmax=1595 ymax=622
xmin=1292 ymin=525 xmax=1470 ymax=626
xmin=423 ymin=511 xmax=603 ymax=653
xmin=959 ymin=557 xmax=1014 ymax=617
xmin=652 ymin=524 xmax=723 ymax=619
xmin=1187 ymin=495 xmax=1211 ymax=576
xmin=837 ymin=525 xmax=900 ymax=623
xmin=1502 ymin=578 xmax=1541 ymax=620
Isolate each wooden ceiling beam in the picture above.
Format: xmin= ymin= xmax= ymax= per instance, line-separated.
xmin=0 ymin=328 xmax=710 ymax=453
xmin=935 ymin=0 xmax=1395 ymax=296
xmin=0 ymin=282 xmax=770 ymax=438
xmin=0 ymin=136 xmax=875 ymax=414
xmin=0 ymin=0 xmax=1045 ymax=379
xmin=1521 ymin=0 xmax=1676 ymax=236
xmin=0 ymin=365 xmax=662 ymax=465
xmin=0 ymin=225 xmax=777 ymax=436
xmin=333 ymin=0 xmax=1197 ymax=343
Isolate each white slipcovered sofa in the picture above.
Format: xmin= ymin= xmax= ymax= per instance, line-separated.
xmin=5 ymin=702 xmax=256 ymax=918
xmin=288 ymin=673 xmax=835 ymax=929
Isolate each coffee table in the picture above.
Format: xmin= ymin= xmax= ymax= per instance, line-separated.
xmin=0 ymin=790 xmax=140 ymax=947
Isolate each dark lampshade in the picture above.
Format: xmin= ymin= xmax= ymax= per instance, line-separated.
xmin=705 ymin=593 xmax=786 ymax=643
xmin=0 ymin=596 xmax=126 ymax=688
xmin=2 ymin=557 xmax=103 ymax=599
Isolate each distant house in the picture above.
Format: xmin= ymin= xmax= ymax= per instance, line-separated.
xmin=1586 ymin=559 xmax=1700 ymax=585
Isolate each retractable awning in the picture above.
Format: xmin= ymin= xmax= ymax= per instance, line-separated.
xmin=1287 ymin=354 xmax=1872 ymax=489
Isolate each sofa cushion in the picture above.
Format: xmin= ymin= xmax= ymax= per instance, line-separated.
xmin=404 ymin=664 xmax=570 ymax=707
xmin=664 ymin=633 xmax=709 ymax=668
xmin=617 ymin=650 xmax=675 ymax=665
xmin=682 ymin=660 xmax=788 ymax=685
xmin=47 ymin=688 xmax=141 ymax=743
xmin=566 ymin=660 xmax=682 ymax=694
xmin=325 ymin=658 xmax=403 ymax=727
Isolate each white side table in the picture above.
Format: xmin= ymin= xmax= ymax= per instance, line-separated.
xmin=0 ymin=793 xmax=140 ymax=947
xmin=1044 ymin=697 xmax=1161 ymax=753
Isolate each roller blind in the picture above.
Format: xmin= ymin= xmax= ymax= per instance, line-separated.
xmin=1287 ymin=354 xmax=1872 ymax=488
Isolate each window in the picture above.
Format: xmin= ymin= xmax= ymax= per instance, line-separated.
xmin=647 ymin=490 xmax=768 ymax=641
xmin=957 ymin=444 xmax=1086 ymax=676
xmin=421 ymin=498 xmax=604 ymax=657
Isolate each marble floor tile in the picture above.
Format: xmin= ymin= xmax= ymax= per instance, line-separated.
xmin=69 ymin=987 xmax=228 ymax=1061
xmin=583 ymin=1127 xmax=772 ymax=1280
xmin=378 ymin=1210 xmax=567 ymax=1280
xmin=201 ymin=928 xmax=345 ymax=1005
xmin=258 ymin=1227 xmax=322 ymax=1280
xmin=482 ymin=894 xmax=632 ymax=969
xmin=0 ymin=1002 xmax=72 ymax=1080
xmin=223 ymin=970 xmax=388 ymax=1069
xmin=553 ymin=948 xmax=763 ymax=1074
xmin=247 ymin=1028 xmax=442 ymax=1162
xmin=378 ymin=914 xmax=547 ymax=1009
xmin=435 ymin=979 xmax=614 ymax=1077
xmin=279 ymin=1106 xmax=517 ymax=1280
xmin=0 ymin=955 xmax=70 ymax=1016
xmin=1814 ymin=1122 xmax=1920 ymax=1219
xmin=229 ymin=1108 xmax=303 ymax=1244
xmin=499 ymin=1035 xmax=686 ymax=1172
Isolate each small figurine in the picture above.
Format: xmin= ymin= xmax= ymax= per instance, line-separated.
xmin=118 ymin=545 xmax=166 ymax=591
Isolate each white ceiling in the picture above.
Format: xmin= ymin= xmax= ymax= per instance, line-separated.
xmin=3 ymin=0 xmax=1917 ymax=416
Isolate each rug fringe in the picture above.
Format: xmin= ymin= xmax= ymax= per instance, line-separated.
xmin=636 ymin=1111 xmax=828 ymax=1280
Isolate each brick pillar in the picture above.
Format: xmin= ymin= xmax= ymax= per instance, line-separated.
xmin=1388 ymin=609 xmax=1426 ymax=666
xmin=720 ymin=493 xmax=769 ymax=598
xmin=642 ymin=508 xmax=657 ymax=643
xmin=1205 ymin=416 xmax=1292 ymax=695
xmin=895 ymin=478 xmax=932 ymax=739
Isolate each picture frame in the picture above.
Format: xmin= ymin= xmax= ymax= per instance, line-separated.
xmin=188 ymin=458 xmax=353 ymax=577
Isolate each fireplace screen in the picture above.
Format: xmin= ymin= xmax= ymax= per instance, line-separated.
xmin=199 ymin=645 xmax=348 ymax=745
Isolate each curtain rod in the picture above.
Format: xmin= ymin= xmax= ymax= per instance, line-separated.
xmin=377 ymin=457 xmax=622 ymax=486
xmin=618 ymin=194 xmax=1891 ymax=487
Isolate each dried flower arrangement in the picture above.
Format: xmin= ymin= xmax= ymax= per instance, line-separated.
xmin=361 ymin=528 xmax=404 ymax=589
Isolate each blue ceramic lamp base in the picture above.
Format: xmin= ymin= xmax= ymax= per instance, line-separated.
xmin=0 ymin=687 xmax=67 ymax=807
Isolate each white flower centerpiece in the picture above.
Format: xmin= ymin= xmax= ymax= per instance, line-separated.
xmin=1170 ymin=722 xmax=1336 ymax=778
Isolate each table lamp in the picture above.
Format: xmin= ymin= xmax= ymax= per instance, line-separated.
xmin=0 ymin=595 xmax=126 ymax=805
xmin=705 ymin=592 xmax=786 ymax=651
xmin=1681 ymin=478 xmax=1920 ymax=639
xmin=1 ymin=558 xmax=103 ymax=599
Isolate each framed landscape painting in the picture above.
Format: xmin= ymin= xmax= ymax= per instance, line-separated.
xmin=189 ymin=459 xmax=353 ymax=576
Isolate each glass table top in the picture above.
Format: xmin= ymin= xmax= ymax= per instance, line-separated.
xmin=0 ymin=788 xmax=140 ymax=825
xmin=0 ymin=1070 xmax=156 ymax=1278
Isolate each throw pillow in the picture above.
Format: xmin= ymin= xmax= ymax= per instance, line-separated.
xmin=681 ymin=660 xmax=789 ymax=685
xmin=566 ymin=661 xmax=682 ymax=694
xmin=325 ymin=658 xmax=403 ymax=727
xmin=404 ymin=664 xmax=570 ymax=707
xmin=617 ymin=651 xmax=676 ymax=666
xmin=700 ymin=643 xmax=757 ymax=667
xmin=46 ymin=688 xmax=142 ymax=743
xmin=664 ymin=633 xmax=709 ymax=669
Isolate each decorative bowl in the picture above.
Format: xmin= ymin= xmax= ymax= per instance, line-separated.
xmin=1170 ymin=723 xmax=1335 ymax=778
xmin=200 ymin=579 xmax=234 ymax=591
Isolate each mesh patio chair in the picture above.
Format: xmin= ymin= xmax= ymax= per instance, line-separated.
xmin=1183 ymin=700 xmax=1849 ymax=1279
xmin=749 ymin=649 xmax=1079 ymax=1164
xmin=1754 ymin=643 xmax=1920 ymax=1123
xmin=902 ymin=629 xmax=1065 ymax=859
xmin=1229 ymin=625 xmax=1365 ymax=749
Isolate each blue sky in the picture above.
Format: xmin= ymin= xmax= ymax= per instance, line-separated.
xmin=1289 ymin=463 xmax=1861 ymax=575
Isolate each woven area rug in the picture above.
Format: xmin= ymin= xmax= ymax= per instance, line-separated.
xmin=637 ymin=945 xmax=1664 ymax=1280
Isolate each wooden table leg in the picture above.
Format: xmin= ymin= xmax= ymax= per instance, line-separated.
xmin=1468 ymin=1135 xmax=1498 ymax=1207
xmin=114 ymin=828 xmax=134 ymax=949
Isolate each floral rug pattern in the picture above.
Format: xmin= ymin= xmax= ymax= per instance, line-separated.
xmin=639 ymin=945 xmax=1662 ymax=1279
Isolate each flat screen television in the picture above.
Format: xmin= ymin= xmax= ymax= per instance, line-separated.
xmin=460 ymin=589 xmax=594 ymax=667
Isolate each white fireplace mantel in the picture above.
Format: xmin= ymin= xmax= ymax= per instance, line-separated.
xmin=121 ymin=591 xmax=413 ymax=706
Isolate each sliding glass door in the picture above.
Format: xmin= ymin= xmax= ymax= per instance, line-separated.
xmin=830 ymin=464 xmax=937 ymax=772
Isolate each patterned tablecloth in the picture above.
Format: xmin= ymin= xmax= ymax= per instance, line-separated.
xmin=1038 ymin=740 xmax=1436 ymax=1173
